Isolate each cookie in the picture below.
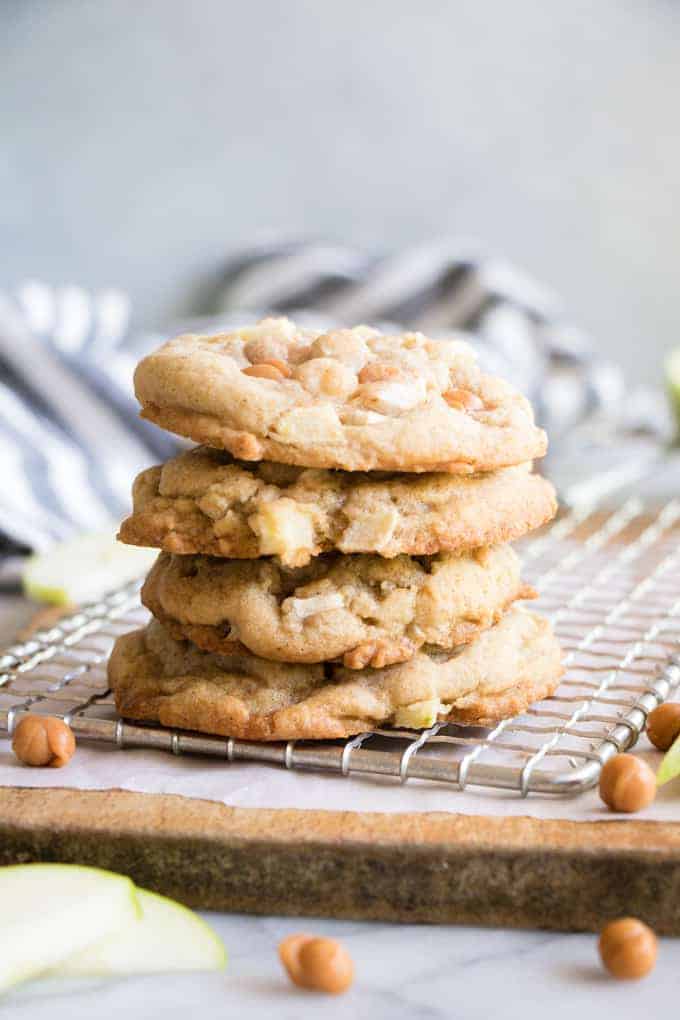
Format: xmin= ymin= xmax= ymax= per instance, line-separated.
xmin=141 ymin=546 xmax=533 ymax=669
xmin=108 ymin=608 xmax=563 ymax=741
xmin=135 ymin=318 xmax=547 ymax=473
xmin=119 ymin=448 xmax=557 ymax=567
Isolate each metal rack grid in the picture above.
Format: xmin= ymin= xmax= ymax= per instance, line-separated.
xmin=1 ymin=498 xmax=679 ymax=797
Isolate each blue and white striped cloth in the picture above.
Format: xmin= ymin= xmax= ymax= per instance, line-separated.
xmin=0 ymin=241 xmax=670 ymax=558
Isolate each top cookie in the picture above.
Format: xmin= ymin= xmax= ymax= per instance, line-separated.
xmin=135 ymin=318 xmax=547 ymax=473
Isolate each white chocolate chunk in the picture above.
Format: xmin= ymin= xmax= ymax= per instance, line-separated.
xmin=274 ymin=404 xmax=344 ymax=444
xmin=310 ymin=330 xmax=374 ymax=371
xmin=445 ymin=338 xmax=477 ymax=360
xmin=340 ymin=408 xmax=387 ymax=426
xmin=238 ymin=317 xmax=297 ymax=344
xmin=282 ymin=592 xmax=344 ymax=621
xmin=359 ymin=378 xmax=427 ymax=414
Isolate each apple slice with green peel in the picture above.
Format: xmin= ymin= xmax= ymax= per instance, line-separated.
xmin=0 ymin=864 xmax=140 ymax=992
xmin=666 ymin=348 xmax=680 ymax=435
xmin=22 ymin=531 xmax=157 ymax=606
xmin=656 ymin=731 xmax=680 ymax=787
xmin=53 ymin=888 xmax=227 ymax=976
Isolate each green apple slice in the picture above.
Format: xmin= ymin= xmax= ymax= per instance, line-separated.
xmin=666 ymin=347 xmax=680 ymax=435
xmin=22 ymin=531 xmax=157 ymax=606
xmin=0 ymin=864 xmax=140 ymax=992
xmin=53 ymin=888 xmax=226 ymax=976
xmin=656 ymin=730 xmax=680 ymax=787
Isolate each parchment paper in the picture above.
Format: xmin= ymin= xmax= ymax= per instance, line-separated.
xmin=0 ymin=732 xmax=677 ymax=823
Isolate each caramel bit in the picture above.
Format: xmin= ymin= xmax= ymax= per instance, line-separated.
xmin=260 ymin=358 xmax=292 ymax=378
xmin=443 ymin=388 xmax=484 ymax=411
xmin=12 ymin=715 xmax=76 ymax=768
xmin=343 ymin=641 xmax=378 ymax=670
xmin=243 ymin=335 xmax=288 ymax=364
xmin=279 ymin=933 xmax=354 ymax=995
xmin=646 ymin=701 xmax=680 ymax=750
xmin=598 ymin=918 xmax=657 ymax=980
xmin=343 ymin=637 xmax=416 ymax=670
xmin=598 ymin=753 xmax=656 ymax=813
xmin=358 ymin=363 xmax=404 ymax=384
xmin=243 ymin=363 xmax=287 ymax=381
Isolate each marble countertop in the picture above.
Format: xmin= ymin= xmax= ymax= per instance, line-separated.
xmin=4 ymin=912 xmax=674 ymax=1020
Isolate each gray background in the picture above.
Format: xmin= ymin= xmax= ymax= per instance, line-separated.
xmin=3 ymin=0 xmax=679 ymax=383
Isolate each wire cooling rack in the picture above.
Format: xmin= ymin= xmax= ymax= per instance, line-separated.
xmin=1 ymin=498 xmax=679 ymax=797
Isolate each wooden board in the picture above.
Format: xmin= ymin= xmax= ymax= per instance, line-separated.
xmin=1 ymin=786 xmax=680 ymax=933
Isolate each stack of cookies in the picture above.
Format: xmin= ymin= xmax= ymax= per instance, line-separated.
xmin=109 ymin=319 xmax=562 ymax=741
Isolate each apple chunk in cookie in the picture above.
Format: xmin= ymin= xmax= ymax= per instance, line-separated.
xmin=141 ymin=545 xmax=535 ymax=669
xmin=134 ymin=318 xmax=547 ymax=473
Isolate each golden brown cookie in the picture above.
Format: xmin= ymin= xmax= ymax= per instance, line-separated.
xmin=108 ymin=608 xmax=563 ymax=741
xmin=119 ymin=448 xmax=557 ymax=566
xmin=141 ymin=546 xmax=533 ymax=669
xmin=134 ymin=319 xmax=547 ymax=473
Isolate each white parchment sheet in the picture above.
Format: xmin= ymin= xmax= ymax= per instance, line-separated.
xmin=0 ymin=732 xmax=677 ymax=823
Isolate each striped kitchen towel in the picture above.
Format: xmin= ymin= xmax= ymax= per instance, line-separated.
xmin=0 ymin=240 xmax=668 ymax=556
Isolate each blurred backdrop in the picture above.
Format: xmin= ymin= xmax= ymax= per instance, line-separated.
xmin=3 ymin=0 xmax=679 ymax=384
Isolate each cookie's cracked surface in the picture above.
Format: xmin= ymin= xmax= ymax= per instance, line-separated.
xmin=135 ymin=318 xmax=547 ymax=473
xmin=119 ymin=447 xmax=556 ymax=566
xmin=141 ymin=546 xmax=533 ymax=668
xmin=108 ymin=608 xmax=563 ymax=741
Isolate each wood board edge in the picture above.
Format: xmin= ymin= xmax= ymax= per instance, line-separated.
xmin=0 ymin=786 xmax=678 ymax=932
